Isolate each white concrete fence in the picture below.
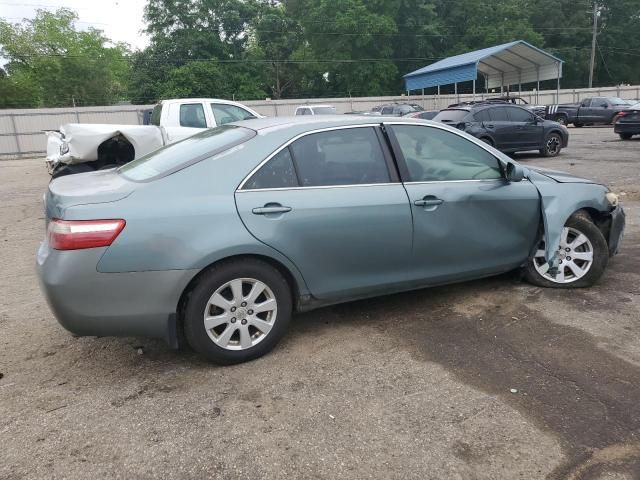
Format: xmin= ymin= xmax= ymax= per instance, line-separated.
xmin=1 ymin=84 xmax=639 ymax=159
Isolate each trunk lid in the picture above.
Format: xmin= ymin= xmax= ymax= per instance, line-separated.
xmin=46 ymin=169 xmax=136 ymax=219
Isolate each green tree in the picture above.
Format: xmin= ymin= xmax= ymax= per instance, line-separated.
xmin=0 ymin=8 xmax=130 ymax=108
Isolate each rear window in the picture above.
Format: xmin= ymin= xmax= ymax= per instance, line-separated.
xmin=150 ymin=104 xmax=162 ymax=126
xmin=433 ymin=109 xmax=468 ymax=122
xmin=119 ymin=125 xmax=256 ymax=182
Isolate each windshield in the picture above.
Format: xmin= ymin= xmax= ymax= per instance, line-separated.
xmin=119 ymin=125 xmax=256 ymax=181
xmin=433 ymin=109 xmax=468 ymax=122
xmin=313 ymin=106 xmax=337 ymax=114
xmin=609 ymin=97 xmax=628 ymax=105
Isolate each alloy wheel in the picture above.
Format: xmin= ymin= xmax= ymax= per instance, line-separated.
xmin=546 ymin=135 xmax=561 ymax=155
xmin=533 ymin=227 xmax=594 ymax=284
xmin=203 ymin=278 xmax=278 ymax=350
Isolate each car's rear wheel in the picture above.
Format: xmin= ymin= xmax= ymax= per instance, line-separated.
xmin=184 ymin=259 xmax=292 ymax=364
xmin=574 ymin=122 xmax=584 ymax=128
xmin=619 ymin=133 xmax=633 ymax=140
xmin=524 ymin=213 xmax=608 ymax=288
xmin=540 ymin=132 xmax=562 ymax=157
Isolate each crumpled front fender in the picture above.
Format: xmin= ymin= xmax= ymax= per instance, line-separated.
xmin=526 ymin=169 xmax=611 ymax=269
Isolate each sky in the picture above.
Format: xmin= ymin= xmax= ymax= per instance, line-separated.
xmin=0 ymin=0 xmax=150 ymax=50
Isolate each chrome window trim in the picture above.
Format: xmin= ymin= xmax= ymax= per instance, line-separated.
xmin=236 ymin=182 xmax=401 ymax=193
xmin=237 ymin=124 xmax=383 ymax=191
xmin=237 ymin=120 xmax=516 ymax=192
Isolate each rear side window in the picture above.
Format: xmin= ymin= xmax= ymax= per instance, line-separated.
xmin=119 ymin=125 xmax=256 ymax=182
xmin=244 ymin=148 xmax=298 ymax=190
xmin=433 ymin=109 xmax=468 ymax=122
xmin=488 ymin=108 xmax=509 ymax=121
xmin=289 ymin=127 xmax=390 ymax=187
xmin=382 ymin=106 xmax=393 ymax=115
xmin=211 ymin=104 xmax=256 ymax=125
xmin=390 ymin=125 xmax=502 ymax=182
xmin=473 ymin=109 xmax=492 ymax=122
xmin=150 ymin=104 xmax=162 ymax=126
xmin=506 ymin=107 xmax=534 ymax=122
xmin=180 ymin=104 xmax=207 ymax=128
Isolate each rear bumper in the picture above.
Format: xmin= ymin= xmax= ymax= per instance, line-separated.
xmin=607 ymin=206 xmax=625 ymax=256
xmin=614 ymin=122 xmax=640 ymax=134
xmin=36 ymin=242 xmax=198 ymax=346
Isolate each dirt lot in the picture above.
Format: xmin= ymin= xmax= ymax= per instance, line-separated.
xmin=1 ymin=127 xmax=639 ymax=480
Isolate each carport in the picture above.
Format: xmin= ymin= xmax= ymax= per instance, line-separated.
xmin=404 ymin=40 xmax=563 ymax=101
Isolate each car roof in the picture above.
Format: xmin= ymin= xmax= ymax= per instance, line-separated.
xmin=160 ymin=98 xmax=247 ymax=106
xmin=230 ymin=115 xmax=431 ymax=137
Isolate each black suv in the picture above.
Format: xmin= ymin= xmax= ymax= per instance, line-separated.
xmin=433 ymin=104 xmax=569 ymax=157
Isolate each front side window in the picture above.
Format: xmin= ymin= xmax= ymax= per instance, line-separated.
xmin=312 ymin=106 xmax=337 ymax=115
xmin=211 ymin=104 xmax=256 ymax=125
xmin=119 ymin=125 xmax=256 ymax=182
xmin=381 ymin=106 xmax=393 ymax=115
xmin=289 ymin=127 xmax=390 ymax=187
xmin=390 ymin=125 xmax=503 ymax=182
xmin=244 ymin=148 xmax=298 ymax=190
xmin=506 ymin=107 xmax=534 ymax=122
xmin=180 ymin=104 xmax=207 ymax=128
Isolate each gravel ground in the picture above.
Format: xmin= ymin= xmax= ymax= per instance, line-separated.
xmin=0 ymin=127 xmax=639 ymax=480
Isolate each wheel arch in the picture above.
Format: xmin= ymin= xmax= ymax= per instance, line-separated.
xmin=174 ymin=253 xmax=306 ymax=349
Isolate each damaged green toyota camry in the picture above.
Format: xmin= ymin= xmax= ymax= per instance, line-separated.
xmin=37 ymin=116 xmax=625 ymax=364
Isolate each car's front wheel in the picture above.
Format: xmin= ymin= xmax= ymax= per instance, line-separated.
xmin=524 ymin=212 xmax=609 ymax=288
xmin=184 ymin=259 xmax=292 ymax=364
xmin=540 ymin=132 xmax=563 ymax=157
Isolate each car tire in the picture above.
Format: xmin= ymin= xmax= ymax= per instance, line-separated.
xmin=574 ymin=122 xmax=584 ymax=128
xmin=524 ymin=212 xmax=609 ymax=289
xmin=541 ymin=132 xmax=563 ymax=157
xmin=184 ymin=258 xmax=293 ymax=365
xmin=619 ymin=133 xmax=632 ymax=140
xmin=479 ymin=136 xmax=494 ymax=147
xmin=556 ymin=114 xmax=568 ymax=126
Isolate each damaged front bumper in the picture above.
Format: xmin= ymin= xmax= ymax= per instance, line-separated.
xmin=607 ymin=205 xmax=625 ymax=256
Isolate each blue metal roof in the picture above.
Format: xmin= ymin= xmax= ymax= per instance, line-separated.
xmin=404 ymin=40 xmax=563 ymax=91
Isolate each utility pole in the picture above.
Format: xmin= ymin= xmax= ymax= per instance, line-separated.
xmin=588 ymin=2 xmax=598 ymax=88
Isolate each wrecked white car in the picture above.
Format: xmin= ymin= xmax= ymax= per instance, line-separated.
xmin=45 ymin=98 xmax=262 ymax=178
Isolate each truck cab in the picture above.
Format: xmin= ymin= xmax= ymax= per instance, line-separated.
xmin=150 ymin=99 xmax=262 ymax=143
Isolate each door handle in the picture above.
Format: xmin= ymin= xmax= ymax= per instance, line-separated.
xmin=414 ymin=198 xmax=444 ymax=207
xmin=252 ymin=204 xmax=292 ymax=215
xmin=485 ymin=124 xmax=495 ymax=128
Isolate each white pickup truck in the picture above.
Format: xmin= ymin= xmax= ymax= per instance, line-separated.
xmin=46 ymin=98 xmax=263 ymax=178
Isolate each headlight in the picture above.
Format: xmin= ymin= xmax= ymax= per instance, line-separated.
xmin=606 ymin=192 xmax=619 ymax=207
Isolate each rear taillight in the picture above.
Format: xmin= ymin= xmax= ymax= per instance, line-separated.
xmin=48 ymin=219 xmax=126 ymax=250
xmin=617 ymin=112 xmax=627 ymax=118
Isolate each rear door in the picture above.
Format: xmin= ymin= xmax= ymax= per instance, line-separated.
xmin=505 ymin=106 xmax=544 ymax=150
xmin=386 ymin=123 xmax=540 ymax=284
xmin=235 ymin=125 xmax=413 ymax=300
xmin=485 ymin=107 xmax=514 ymax=150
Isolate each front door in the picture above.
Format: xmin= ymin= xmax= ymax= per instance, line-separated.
xmin=386 ymin=123 xmax=541 ymax=285
xmin=235 ymin=126 xmax=413 ymax=300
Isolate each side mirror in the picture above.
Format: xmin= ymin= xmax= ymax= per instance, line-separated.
xmin=505 ymin=162 xmax=525 ymax=182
